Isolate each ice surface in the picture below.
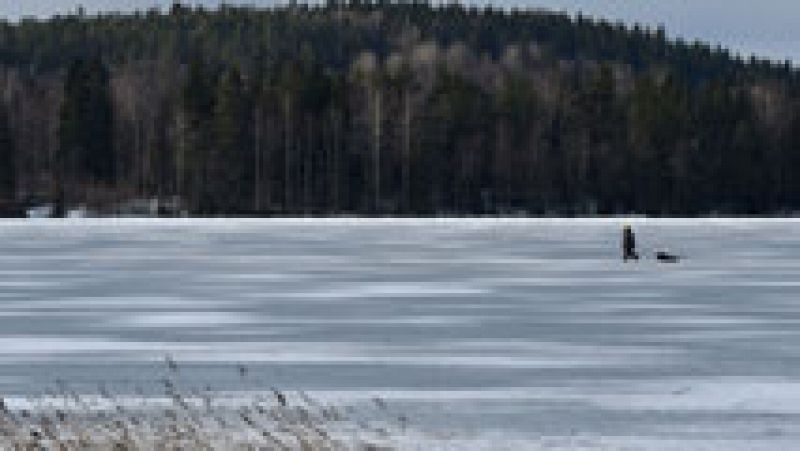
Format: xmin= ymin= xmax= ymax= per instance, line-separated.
xmin=0 ymin=218 xmax=799 ymax=447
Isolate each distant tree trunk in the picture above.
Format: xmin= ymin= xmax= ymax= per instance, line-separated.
xmin=331 ymin=108 xmax=341 ymax=213
xmin=254 ymin=104 xmax=262 ymax=212
xmin=372 ymin=87 xmax=382 ymax=212
xmin=304 ymin=113 xmax=312 ymax=214
xmin=174 ymin=115 xmax=185 ymax=207
xmin=264 ymin=114 xmax=275 ymax=212
xmin=402 ymin=88 xmax=411 ymax=212
xmin=0 ymin=105 xmax=15 ymax=203
xmin=283 ymin=97 xmax=292 ymax=212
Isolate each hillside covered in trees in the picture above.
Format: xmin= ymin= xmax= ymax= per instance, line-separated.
xmin=0 ymin=2 xmax=799 ymax=216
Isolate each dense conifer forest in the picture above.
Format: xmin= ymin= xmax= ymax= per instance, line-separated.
xmin=0 ymin=1 xmax=799 ymax=215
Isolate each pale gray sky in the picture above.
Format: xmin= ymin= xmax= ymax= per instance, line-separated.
xmin=1 ymin=1 xmax=797 ymax=63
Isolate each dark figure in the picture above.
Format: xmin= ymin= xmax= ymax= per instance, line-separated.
xmin=622 ymin=225 xmax=639 ymax=261
xmin=656 ymin=251 xmax=680 ymax=263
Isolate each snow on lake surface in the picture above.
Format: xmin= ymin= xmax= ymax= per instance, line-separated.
xmin=1 ymin=217 xmax=800 ymax=448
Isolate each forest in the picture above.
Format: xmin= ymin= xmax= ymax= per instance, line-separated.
xmin=0 ymin=1 xmax=799 ymax=216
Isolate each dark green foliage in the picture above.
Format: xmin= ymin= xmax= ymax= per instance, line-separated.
xmin=58 ymin=57 xmax=114 ymax=184
xmin=209 ymin=67 xmax=253 ymax=213
xmin=0 ymin=3 xmax=799 ymax=215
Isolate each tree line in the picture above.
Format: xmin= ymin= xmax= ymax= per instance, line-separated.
xmin=0 ymin=1 xmax=799 ymax=215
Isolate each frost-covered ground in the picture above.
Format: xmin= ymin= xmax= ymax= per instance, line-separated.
xmin=0 ymin=218 xmax=799 ymax=448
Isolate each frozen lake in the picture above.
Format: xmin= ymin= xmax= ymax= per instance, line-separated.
xmin=1 ymin=218 xmax=800 ymax=448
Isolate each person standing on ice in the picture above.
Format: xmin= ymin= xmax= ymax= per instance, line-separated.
xmin=622 ymin=225 xmax=639 ymax=261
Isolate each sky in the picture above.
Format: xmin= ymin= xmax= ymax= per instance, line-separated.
xmin=1 ymin=0 xmax=798 ymax=63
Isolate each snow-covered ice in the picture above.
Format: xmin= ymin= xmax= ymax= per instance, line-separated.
xmin=0 ymin=218 xmax=799 ymax=448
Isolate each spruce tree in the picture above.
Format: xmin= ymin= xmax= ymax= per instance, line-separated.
xmin=211 ymin=66 xmax=251 ymax=213
xmin=58 ymin=57 xmax=115 ymax=187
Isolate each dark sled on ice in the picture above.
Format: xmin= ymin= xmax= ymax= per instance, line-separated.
xmin=655 ymin=251 xmax=681 ymax=263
